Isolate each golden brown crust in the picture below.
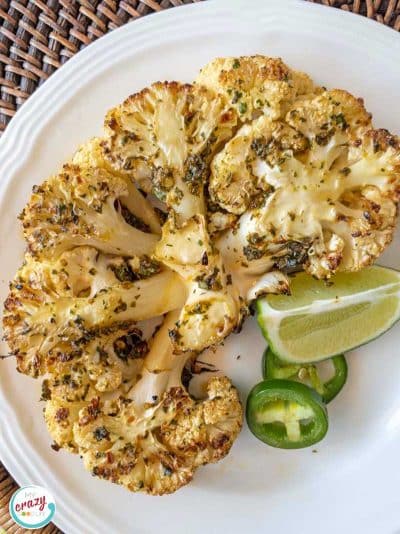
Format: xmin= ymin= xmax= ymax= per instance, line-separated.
xmin=196 ymin=55 xmax=317 ymax=121
xmin=47 ymin=376 xmax=242 ymax=496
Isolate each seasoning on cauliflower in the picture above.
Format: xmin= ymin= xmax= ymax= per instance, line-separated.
xmin=20 ymin=158 xmax=159 ymax=260
xmin=102 ymin=81 xmax=237 ymax=219
xmin=214 ymin=89 xmax=400 ymax=281
xmin=196 ymin=55 xmax=317 ymax=122
xmin=72 ymin=312 xmax=242 ymax=495
xmin=3 ymin=253 xmax=186 ymax=376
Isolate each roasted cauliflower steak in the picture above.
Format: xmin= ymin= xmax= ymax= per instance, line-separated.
xmin=2 ymin=55 xmax=400 ymax=496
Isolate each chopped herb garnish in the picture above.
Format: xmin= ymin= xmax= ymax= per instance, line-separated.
xmin=40 ymin=380 xmax=51 ymax=401
xmin=110 ymin=262 xmax=135 ymax=283
xmin=331 ymin=113 xmax=348 ymax=130
xmin=93 ymin=426 xmax=110 ymax=441
xmin=119 ymin=204 xmax=151 ymax=233
xmin=232 ymin=90 xmax=242 ymax=104
xmin=243 ymin=245 xmax=264 ymax=261
xmin=138 ymin=256 xmax=161 ymax=278
xmin=239 ymin=102 xmax=248 ymax=114
xmin=183 ymin=154 xmax=206 ymax=196
xmin=114 ymin=332 xmax=148 ymax=361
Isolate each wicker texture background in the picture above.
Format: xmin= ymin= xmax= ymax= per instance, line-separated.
xmin=1 ymin=0 xmax=400 ymax=135
xmin=0 ymin=0 xmax=399 ymax=532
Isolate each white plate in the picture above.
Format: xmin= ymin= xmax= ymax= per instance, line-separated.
xmin=1 ymin=1 xmax=400 ymax=532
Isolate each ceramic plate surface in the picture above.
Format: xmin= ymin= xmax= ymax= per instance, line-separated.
xmin=1 ymin=1 xmax=400 ymax=532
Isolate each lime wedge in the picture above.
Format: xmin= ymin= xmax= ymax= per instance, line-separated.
xmin=256 ymin=266 xmax=400 ymax=363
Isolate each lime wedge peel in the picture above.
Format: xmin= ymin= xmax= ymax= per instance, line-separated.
xmin=257 ymin=267 xmax=400 ymax=364
xmin=262 ymin=281 xmax=400 ymax=318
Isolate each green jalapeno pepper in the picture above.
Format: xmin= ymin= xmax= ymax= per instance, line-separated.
xmin=262 ymin=348 xmax=347 ymax=403
xmin=246 ymin=379 xmax=328 ymax=449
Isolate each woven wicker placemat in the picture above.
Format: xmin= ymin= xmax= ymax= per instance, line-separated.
xmin=0 ymin=0 xmax=399 ymax=532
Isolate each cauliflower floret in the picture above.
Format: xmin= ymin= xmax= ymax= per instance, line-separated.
xmin=18 ymin=247 xmax=117 ymax=299
xmin=72 ymin=312 xmax=242 ymax=495
xmin=20 ymin=159 xmax=159 ymax=260
xmin=45 ymin=399 xmax=88 ymax=453
xmin=210 ymin=118 xmax=310 ymax=214
xmin=196 ymin=55 xmax=317 ymax=122
xmin=3 ymin=254 xmax=186 ymax=376
xmin=154 ymin=215 xmax=209 ymax=278
xmin=207 ymin=207 xmax=238 ymax=235
xmin=72 ymin=138 xmax=161 ymax=235
xmin=6 ymin=247 xmax=166 ymax=303
xmin=154 ymin=214 xmax=242 ymax=352
xmin=215 ymin=90 xmax=399 ymax=281
xmin=102 ymin=81 xmax=237 ymax=219
xmin=55 ymin=324 xmax=147 ymax=393
xmin=171 ymin=287 xmax=242 ymax=353
xmin=211 ymin=89 xmax=372 ymax=215
xmin=83 ymin=326 xmax=148 ymax=392
xmin=43 ymin=323 xmax=150 ymax=452
xmin=286 ymin=88 xmax=371 ymax=139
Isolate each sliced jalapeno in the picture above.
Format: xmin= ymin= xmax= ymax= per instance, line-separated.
xmin=262 ymin=348 xmax=347 ymax=404
xmin=246 ymin=379 xmax=328 ymax=449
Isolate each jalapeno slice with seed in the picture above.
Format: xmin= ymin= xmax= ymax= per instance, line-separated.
xmin=262 ymin=348 xmax=347 ymax=404
xmin=246 ymin=379 xmax=328 ymax=449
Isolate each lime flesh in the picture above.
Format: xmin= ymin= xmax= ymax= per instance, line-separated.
xmin=257 ymin=266 xmax=400 ymax=363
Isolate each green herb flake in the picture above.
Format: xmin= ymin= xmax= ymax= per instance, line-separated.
xmin=239 ymin=102 xmax=248 ymax=115
xmin=231 ymin=90 xmax=242 ymax=104
xmin=40 ymin=380 xmax=51 ymax=401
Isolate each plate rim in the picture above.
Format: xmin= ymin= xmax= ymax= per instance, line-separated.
xmin=1 ymin=1 xmax=400 ymax=532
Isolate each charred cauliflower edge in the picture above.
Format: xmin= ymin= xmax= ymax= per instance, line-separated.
xmin=2 ymin=55 xmax=400 ymax=495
